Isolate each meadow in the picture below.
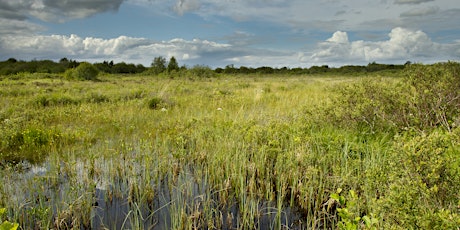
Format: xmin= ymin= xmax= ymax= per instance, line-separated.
xmin=0 ymin=63 xmax=459 ymax=229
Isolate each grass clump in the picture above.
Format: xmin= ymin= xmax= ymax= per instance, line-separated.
xmin=0 ymin=125 xmax=65 ymax=165
xmin=147 ymin=96 xmax=172 ymax=110
xmin=33 ymin=94 xmax=80 ymax=107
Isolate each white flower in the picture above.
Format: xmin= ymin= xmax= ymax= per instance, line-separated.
xmin=217 ymin=108 xmax=223 ymax=111
xmin=161 ymin=108 xmax=168 ymax=112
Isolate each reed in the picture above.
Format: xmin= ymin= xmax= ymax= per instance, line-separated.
xmin=1 ymin=72 xmax=458 ymax=229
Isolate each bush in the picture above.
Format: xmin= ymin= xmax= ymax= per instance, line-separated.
xmin=328 ymin=77 xmax=404 ymax=133
xmin=64 ymin=62 xmax=99 ymax=81
xmin=188 ymin=65 xmax=217 ymax=78
xmin=375 ymin=129 xmax=460 ymax=229
xmin=404 ymin=62 xmax=460 ymax=131
xmin=329 ymin=62 xmax=460 ymax=132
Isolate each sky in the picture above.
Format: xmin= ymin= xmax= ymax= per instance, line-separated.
xmin=0 ymin=0 xmax=459 ymax=68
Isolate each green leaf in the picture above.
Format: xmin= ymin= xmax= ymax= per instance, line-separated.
xmin=337 ymin=187 xmax=343 ymax=194
xmin=0 ymin=221 xmax=19 ymax=230
xmin=330 ymin=193 xmax=340 ymax=201
xmin=362 ymin=215 xmax=371 ymax=227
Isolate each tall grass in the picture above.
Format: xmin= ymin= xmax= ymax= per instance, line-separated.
xmin=0 ymin=70 xmax=458 ymax=229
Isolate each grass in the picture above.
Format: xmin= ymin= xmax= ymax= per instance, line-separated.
xmin=0 ymin=72 xmax=459 ymax=229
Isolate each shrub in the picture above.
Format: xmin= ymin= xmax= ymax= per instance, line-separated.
xmin=329 ymin=62 xmax=460 ymax=133
xmin=188 ymin=65 xmax=217 ymax=78
xmin=64 ymin=62 xmax=99 ymax=81
xmin=403 ymin=62 xmax=460 ymax=131
xmin=375 ymin=128 xmax=460 ymax=229
xmin=328 ymin=77 xmax=404 ymax=133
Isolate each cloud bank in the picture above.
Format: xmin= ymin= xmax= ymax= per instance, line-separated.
xmin=1 ymin=27 xmax=458 ymax=67
xmin=310 ymin=27 xmax=459 ymax=65
xmin=0 ymin=0 xmax=459 ymax=67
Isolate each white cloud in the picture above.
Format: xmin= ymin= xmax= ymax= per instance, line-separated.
xmin=0 ymin=31 xmax=303 ymax=67
xmin=0 ymin=33 xmax=238 ymax=66
xmin=310 ymin=27 xmax=459 ymax=65
xmin=1 ymin=27 xmax=459 ymax=68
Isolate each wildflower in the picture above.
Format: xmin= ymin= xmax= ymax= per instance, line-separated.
xmin=161 ymin=108 xmax=168 ymax=112
xmin=217 ymin=108 xmax=223 ymax=111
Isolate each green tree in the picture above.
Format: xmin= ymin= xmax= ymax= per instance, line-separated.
xmin=167 ymin=56 xmax=179 ymax=72
xmin=151 ymin=56 xmax=166 ymax=74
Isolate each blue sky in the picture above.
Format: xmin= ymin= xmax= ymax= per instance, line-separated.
xmin=0 ymin=0 xmax=459 ymax=68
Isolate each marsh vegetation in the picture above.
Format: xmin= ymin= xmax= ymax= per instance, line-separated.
xmin=0 ymin=62 xmax=459 ymax=229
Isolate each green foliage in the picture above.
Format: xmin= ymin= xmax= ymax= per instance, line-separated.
xmin=64 ymin=62 xmax=99 ymax=81
xmin=375 ymin=129 xmax=460 ymax=229
xmin=187 ymin=65 xmax=217 ymax=78
xmin=329 ymin=188 xmax=379 ymax=230
xmin=147 ymin=96 xmax=172 ymax=110
xmin=0 ymin=59 xmax=68 ymax=75
xmin=111 ymin=62 xmax=146 ymax=74
xmin=1 ymin=68 xmax=459 ymax=229
xmin=330 ymin=62 xmax=460 ymax=132
xmin=85 ymin=92 xmax=110 ymax=103
xmin=0 ymin=126 xmax=64 ymax=164
xmin=150 ymin=56 xmax=166 ymax=75
xmin=167 ymin=56 xmax=180 ymax=72
xmin=404 ymin=62 xmax=460 ymax=130
xmin=330 ymin=77 xmax=403 ymax=133
xmin=33 ymin=94 xmax=80 ymax=107
xmin=0 ymin=208 xmax=18 ymax=230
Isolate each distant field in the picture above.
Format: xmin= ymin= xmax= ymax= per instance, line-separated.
xmin=1 ymin=66 xmax=459 ymax=229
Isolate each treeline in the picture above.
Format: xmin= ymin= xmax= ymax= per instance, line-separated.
xmin=0 ymin=57 xmax=407 ymax=76
xmin=0 ymin=58 xmax=78 ymax=75
xmin=0 ymin=58 xmax=146 ymax=75
xmin=216 ymin=62 xmax=406 ymax=75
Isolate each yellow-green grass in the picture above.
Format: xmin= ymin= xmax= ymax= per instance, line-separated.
xmin=0 ymin=73 xmax=458 ymax=229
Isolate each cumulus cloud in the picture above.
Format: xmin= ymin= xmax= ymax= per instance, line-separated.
xmin=0 ymin=31 xmax=302 ymax=67
xmin=0 ymin=33 xmax=239 ymax=66
xmin=1 ymin=27 xmax=459 ymax=68
xmin=394 ymin=0 xmax=434 ymax=5
xmin=310 ymin=27 xmax=459 ymax=64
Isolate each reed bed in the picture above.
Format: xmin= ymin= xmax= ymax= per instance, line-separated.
xmin=1 ymin=73 xmax=458 ymax=229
